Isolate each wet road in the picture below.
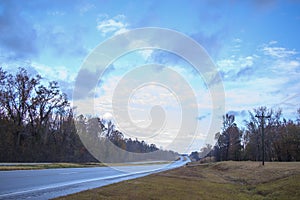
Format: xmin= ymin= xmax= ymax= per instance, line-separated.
xmin=0 ymin=156 xmax=189 ymax=199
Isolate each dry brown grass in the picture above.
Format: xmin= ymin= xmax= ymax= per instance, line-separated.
xmin=184 ymin=161 xmax=300 ymax=185
xmin=55 ymin=161 xmax=300 ymax=200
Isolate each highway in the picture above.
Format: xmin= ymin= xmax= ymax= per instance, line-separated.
xmin=0 ymin=156 xmax=190 ymax=199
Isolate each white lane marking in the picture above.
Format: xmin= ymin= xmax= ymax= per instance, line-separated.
xmin=59 ymin=172 xmax=78 ymax=175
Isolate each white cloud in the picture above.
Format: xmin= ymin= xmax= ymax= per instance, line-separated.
xmin=275 ymin=60 xmax=300 ymax=74
xmin=46 ymin=11 xmax=65 ymax=16
xmin=31 ymin=62 xmax=77 ymax=83
xmin=215 ymin=40 xmax=300 ymax=127
xmin=96 ymin=14 xmax=129 ymax=36
xmin=233 ymin=38 xmax=242 ymax=43
xmin=217 ymin=55 xmax=254 ymax=72
xmin=269 ymin=40 xmax=278 ymax=45
xmin=261 ymin=42 xmax=298 ymax=58
xmin=139 ymin=49 xmax=153 ymax=60
xmin=79 ymin=3 xmax=95 ymax=15
xmin=103 ymin=112 xmax=113 ymax=121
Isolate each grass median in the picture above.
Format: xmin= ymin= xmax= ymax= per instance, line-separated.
xmin=55 ymin=161 xmax=300 ymax=200
xmin=0 ymin=163 xmax=106 ymax=170
xmin=0 ymin=161 xmax=172 ymax=171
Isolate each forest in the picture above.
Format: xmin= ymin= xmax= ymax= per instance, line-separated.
xmin=192 ymin=108 xmax=300 ymax=162
xmin=0 ymin=68 xmax=177 ymax=162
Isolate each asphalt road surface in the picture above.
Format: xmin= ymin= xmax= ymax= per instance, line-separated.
xmin=0 ymin=156 xmax=190 ymax=199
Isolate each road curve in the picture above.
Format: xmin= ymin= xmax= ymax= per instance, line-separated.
xmin=0 ymin=156 xmax=190 ymax=199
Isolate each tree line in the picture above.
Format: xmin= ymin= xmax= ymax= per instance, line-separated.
xmin=192 ymin=107 xmax=300 ymax=162
xmin=0 ymin=68 xmax=177 ymax=162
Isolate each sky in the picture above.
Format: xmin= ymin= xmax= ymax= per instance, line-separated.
xmin=0 ymin=0 xmax=300 ymax=153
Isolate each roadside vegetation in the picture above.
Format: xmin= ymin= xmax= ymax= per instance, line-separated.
xmin=56 ymin=161 xmax=300 ymax=200
xmin=191 ymin=108 xmax=300 ymax=163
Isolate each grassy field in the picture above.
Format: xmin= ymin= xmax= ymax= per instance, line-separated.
xmin=55 ymin=161 xmax=300 ymax=200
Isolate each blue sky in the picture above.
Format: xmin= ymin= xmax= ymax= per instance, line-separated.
xmin=1 ymin=0 xmax=300 ymax=153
